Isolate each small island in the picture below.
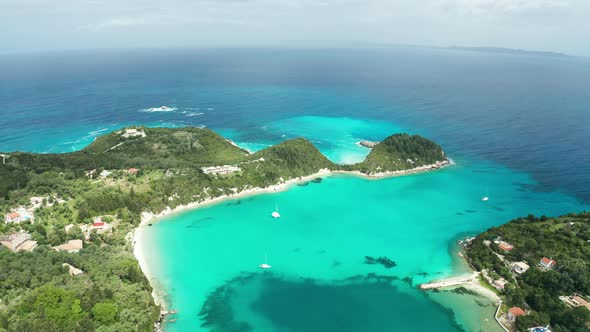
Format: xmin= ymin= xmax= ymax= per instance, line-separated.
xmin=0 ymin=127 xmax=450 ymax=331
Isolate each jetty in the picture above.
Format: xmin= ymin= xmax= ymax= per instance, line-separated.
xmin=419 ymin=272 xmax=478 ymax=290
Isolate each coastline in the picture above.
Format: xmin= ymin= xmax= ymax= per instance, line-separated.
xmin=132 ymin=159 xmax=454 ymax=313
xmin=418 ymin=241 xmax=503 ymax=331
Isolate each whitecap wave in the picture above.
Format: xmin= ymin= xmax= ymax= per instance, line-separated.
xmin=185 ymin=112 xmax=204 ymax=117
xmin=140 ymin=106 xmax=178 ymax=113
xmin=89 ymin=128 xmax=109 ymax=135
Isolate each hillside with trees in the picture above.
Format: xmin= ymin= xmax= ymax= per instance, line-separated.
xmin=465 ymin=213 xmax=590 ymax=332
xmin=0 ymin=127 xmax=448 ymax=331
xmin=352 ymin=133 xmax=447 ymax=174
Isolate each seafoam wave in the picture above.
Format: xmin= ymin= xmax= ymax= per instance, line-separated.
xmin=140 ymin=106 xmax=178 ymax=113
xmin=185 ymin=112 xmax=204 ymax=117
xmin=88 ymin=128 xmax=110 ymax=135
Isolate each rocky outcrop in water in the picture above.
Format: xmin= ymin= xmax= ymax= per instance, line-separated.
xmin=364 ymin=256 xmax=397 ymax=268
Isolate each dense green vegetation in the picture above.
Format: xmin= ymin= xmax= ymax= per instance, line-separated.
xmin=465 ymin=213 xmax=590 ymax=332
xmin=351 ymin=133 xmax=447 ymax=174
xmin=0 ymin=127 xmax=447 ymax=331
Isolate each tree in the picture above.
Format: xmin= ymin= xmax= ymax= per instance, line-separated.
xmin=92 ymin=302 xmax=119 ymax=324
xmin=18 ymin=285 xmax=87 ymax=331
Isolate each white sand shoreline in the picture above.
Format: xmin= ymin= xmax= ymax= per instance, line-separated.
xmin=132 ymin=159 xmax=454 ymax=310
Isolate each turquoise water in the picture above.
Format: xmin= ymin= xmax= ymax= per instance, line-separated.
xmin=219 ymin=116 xmax=403 ymax=164
xmin=140 ymin=117 xmax=588 ymax=332
xmin=3 ymin=48 xmax=589 ymax=331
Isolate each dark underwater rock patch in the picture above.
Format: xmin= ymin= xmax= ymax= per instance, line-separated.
xmin=364 ymin=256 xmax=397 ymax=269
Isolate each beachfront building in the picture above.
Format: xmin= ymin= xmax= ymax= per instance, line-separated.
xmin=511 ymin=261 xmax=530 ymax=275
xmin=0 ymin=232 xmax=37 ymax=252
xmin=507 ymin=307 xmax=526 ymax=322
xmin=493 ymin=278 xmax=509 ymax=290
xmin=559 ymin=294 xmax=590 ymax=311
xmin=201 ymin=165 xmax=241 ymax=176
xmin=498 ymin=241 xmax=514 ymax=252
xmin=53 ymin=239 xmax=83 ymax=253
xmin=539 ymin=257 xmax=557 ymax=270
xmin=4 ymin=212 xmax=22 ymax=223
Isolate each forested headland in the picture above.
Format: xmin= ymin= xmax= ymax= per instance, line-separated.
xmin=465 ymin=213 xmax=590 ymax=332
xmin=0 ymin=127 xmax=448 ymax=331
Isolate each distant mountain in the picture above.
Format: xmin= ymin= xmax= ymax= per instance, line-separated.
xmin=447 ymin=46 xmax=569 ymax=57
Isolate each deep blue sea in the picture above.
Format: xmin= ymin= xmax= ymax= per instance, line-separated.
xmin=1 ymin=47 xmax=589 ymax=202
xmin=1 ymin=47 xmax=589 ymax=332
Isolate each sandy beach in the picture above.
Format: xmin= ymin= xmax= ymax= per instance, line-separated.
xmin=420 ymin=271 xmax=501 ymax=303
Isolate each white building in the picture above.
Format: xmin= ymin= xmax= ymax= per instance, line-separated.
xmin=0 ymin=232 xmax=37 ymax=252
xmin=121 ymin=128 xmax=146 ymax=138
xmin=53 ymin=239 xmax=84 ymax=253
xmin=201 ymin=165 xmax=241 ymax=176
xmin=510 ymin=261 xmax=530 ymax=275
xmin=4 ymin=212 xmax=22 ymax=223
xmin=62 ymin=263 xmax=84 ymax=276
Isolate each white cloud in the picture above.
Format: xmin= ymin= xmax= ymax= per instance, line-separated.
xmin=0 ymin=0 xmax=589 ymax=54
xmin=438 ymin=0 xmax=570 ymax=15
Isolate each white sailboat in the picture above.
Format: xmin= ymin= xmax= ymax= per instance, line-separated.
xmin=271 ymin=203 xmax=281 ymax=218
xmin=481 ymin=187 xmax=489 ymax=202
xmin=259 ymin=254 xmax=271 ymax=269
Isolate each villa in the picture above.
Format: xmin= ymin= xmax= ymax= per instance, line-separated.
xmin=0 ymin=232 xmax=37 ymax=252
xmin=559 ymin=294 xmax=590 ymax=311
xmin=510 ymin=261 xmax=530 ymax=275
xmin=498 ymin=241 xmax=514 ymax=252
xmin=4 ymin=212 xmax=22 ymax=223
xmin=507 ymin=307 xmax=526 ymax=322
xmin=539 ymin=257 xmax=557 ymax=270
xmin=53 ymin=239 xmax=84 ymax=253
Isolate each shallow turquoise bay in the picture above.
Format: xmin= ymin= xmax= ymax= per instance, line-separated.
xmin=140 ymin=118 xmax=588 ymax=331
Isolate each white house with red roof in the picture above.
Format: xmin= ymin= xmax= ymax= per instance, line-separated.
xmin=539 ymin=257 xmax=557 ymax=270
xmin=507 ymin=307 xmax=526 ymax=322
xmin=4 ymin=212 xmax=22 ymax=223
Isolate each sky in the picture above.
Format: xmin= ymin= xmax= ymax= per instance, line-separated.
xmin=1 ymin=0 xmax=589 ymax=55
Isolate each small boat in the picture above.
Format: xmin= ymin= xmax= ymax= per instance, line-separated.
xmin=481 ymin=187 xmax=489 ymax=201
xmin=271 ymin=203 xmax=281 ymax=218
xmin=259 ymin=254 xmax=271 ymax=269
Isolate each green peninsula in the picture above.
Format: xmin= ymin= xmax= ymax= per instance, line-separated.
xmin=465 ymin=213 xmax=590 ymax=332
xmin=0 ymin=127 xmax=449 ymax=331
